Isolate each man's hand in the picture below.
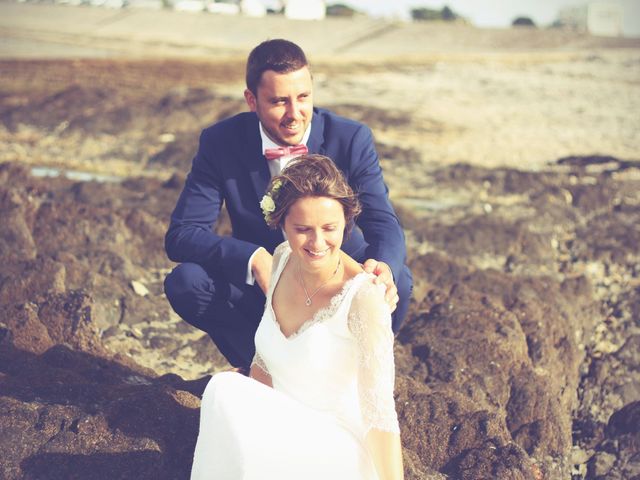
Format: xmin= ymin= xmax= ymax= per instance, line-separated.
xmin=362 ymin=259 xmax=398 ymax=313
xmin=251 ymin=248 xmax=273 ymax=294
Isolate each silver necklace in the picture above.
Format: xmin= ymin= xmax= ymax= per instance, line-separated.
xmin=298 ymin=256 xmax=342 ymax=306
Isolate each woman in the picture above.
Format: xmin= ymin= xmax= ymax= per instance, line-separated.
xmin=191 ymin=155 xmax=404 ymax=480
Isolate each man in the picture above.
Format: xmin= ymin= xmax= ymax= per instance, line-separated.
xmin=164 ymin=39 xmax=412 ymax=368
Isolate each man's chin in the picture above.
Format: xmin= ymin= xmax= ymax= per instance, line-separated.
xmin=278 ymin=130 xmax=305 ymax=146
xmin=281 ymin=137 xmax=303 ymax=146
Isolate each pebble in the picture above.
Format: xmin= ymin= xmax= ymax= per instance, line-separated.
xmin=131 ymin=280 xmax=150 ymax=297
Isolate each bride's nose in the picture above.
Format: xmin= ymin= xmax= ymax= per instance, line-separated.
xmin=307 ymin=230 xmax=325 ymax=249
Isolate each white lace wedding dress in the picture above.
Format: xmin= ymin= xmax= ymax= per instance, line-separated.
xmin=190 ymin=242 xmax=400 ymax=480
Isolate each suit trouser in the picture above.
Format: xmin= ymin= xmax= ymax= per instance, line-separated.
xmin=164 ymin=263 xmax=413 ymax=368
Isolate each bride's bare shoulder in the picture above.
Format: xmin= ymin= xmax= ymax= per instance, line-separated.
xmin=340 ymin=251 xmax=365 ymax=279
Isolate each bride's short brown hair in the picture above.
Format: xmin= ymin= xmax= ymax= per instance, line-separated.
xmin=264 ymin=154 xmax=361 ymax=230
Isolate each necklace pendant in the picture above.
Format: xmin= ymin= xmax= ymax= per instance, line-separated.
xmin=305 ymin=298 xmax=312 ymax=306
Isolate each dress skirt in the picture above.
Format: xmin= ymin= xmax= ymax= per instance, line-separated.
xmin=191 ymin=372 xmax=378 ymax=480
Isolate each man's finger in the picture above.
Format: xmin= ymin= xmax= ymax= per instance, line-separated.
xmin=385 ymin=286 xmax=398 ymax=302
xmin=374 ymin=270 xmax=392 ymax=285
xmin=362 ymin=259 xmax=377 ymax=273
xmin=384 ymin=292 xmax=399 ymax=312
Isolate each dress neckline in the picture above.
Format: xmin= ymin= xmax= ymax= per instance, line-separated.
xmin=268 ymin=244 xmax=367 ymax=341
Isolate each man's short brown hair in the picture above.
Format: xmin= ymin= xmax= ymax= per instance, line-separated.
xmin=246 ymin=39 xmax=309 ymax=95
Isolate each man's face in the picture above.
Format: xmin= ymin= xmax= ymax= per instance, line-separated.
xmin=244 ymin=66 xmax=313 ymax=146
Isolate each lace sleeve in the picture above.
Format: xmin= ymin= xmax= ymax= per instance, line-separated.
xmin=250 ymin=351 xmax=269 ymax=375
xmin=348 ymin=278 xmax=400 ymax=434
xmin=272 ymin=241 xmax=290 ymax=266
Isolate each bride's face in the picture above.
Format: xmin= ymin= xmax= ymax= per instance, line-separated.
xmin=283 ymin=196 xmax=345 ymax=273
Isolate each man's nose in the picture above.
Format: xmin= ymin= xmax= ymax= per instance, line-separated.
xmin=286 ymin=101 xmax=302 ymax=120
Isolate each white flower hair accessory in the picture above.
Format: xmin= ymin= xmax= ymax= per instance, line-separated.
xmin=260 ymin=179 xmax=283 ymax=223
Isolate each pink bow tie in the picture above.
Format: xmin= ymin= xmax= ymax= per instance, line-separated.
xmin=264 ymin=144 xmax=308 ymax=160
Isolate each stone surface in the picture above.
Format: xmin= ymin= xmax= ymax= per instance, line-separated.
xmin=0 ymin=341 xmax=201 ymax=480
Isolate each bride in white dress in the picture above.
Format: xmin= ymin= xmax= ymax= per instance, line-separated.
xmin=190 ymin=155 xmax=404 ymax=480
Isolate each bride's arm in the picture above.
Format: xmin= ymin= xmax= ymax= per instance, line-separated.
xmin=366 ymin=430 xmax=404 ymax=480
xmin=248 ymin=241 xmax=289 ymax=388
xmin=249 ymin=360 xmax=272 ymax=387
xmin=349 ymin=279 xmax=404 ymax=480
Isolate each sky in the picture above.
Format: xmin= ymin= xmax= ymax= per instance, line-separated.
xmin=338 ymin=0 xmax=640 ymax=36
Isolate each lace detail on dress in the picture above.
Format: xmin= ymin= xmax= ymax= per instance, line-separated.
xmin=279 ymin=273 xmax=366 ymax=340
xmin=272 ymin=241 xmax=290 ymax=262
xmin=250 ymin=351 xmax=269 ymax=375
xmin=348 ymin=279 xmax=400 ymax=434
xmin=267 ymin=242 xmax=368 ymax=341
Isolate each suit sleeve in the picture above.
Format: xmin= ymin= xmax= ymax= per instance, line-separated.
xmin=349 ymin=125 xmax=406 ymax=281
xmin=165 ymin=129 xmax=260 ymax=286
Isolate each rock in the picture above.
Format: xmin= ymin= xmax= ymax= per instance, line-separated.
xmin=0 ymin=257 xmax=67 ymax=305
xmin=589 ymin=451 xmax=617 ymax=477
xmin=0 ymin=204 xmax=36 ymax=263
xmin=0 ymin=321 xmax=12 ymax=345
xmin=584 ymin=402 xmax=640 ymax=479
xmin=131 ymin=280 xmax=150 ymax=297
xmin=607 ymin=401 xmax=640 ymax=438
xmin=400 ymin=250 xmax=596 ymax=476
xmin=162 ymin=172 xmax=186 ymax=190
xmin=446 ymin=441 xmax=537 ymax=480
xmin=0 ymin=339 xmax=199 ymax=480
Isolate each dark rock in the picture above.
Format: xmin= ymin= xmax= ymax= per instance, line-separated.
xmin=400 ymin=250 xmax=596 ymax=475
xmin=445 ymin=441 xmax=537 ymax=480
xmin=148 ymin=134 xmax=198 ymax=169
xmin=162 ymin=172 xmax=186 ymax=190
xmin=588 ymin=450 xmax=617 ymax=477
xmin=607 ymin=401 xmax=640 ymax=438
xmin=0 ymin=340 xmax=199 ymax=480
xmin=414 ymin=216 xmax=553 ymax=267
xmin=0 ymin=257 xmax=67 ymax=305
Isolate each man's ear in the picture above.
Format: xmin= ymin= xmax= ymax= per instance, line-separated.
xmin=244 ymin=89 xmax=257 ymax=112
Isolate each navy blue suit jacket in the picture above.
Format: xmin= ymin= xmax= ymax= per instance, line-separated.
xmin=165 ymin=107 xmax=406 ymax=287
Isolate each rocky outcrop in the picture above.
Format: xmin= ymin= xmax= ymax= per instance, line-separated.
xmin=393 ymin=156 xmax=640 ymax=479
xmin=0 ymin=162 xmax=206 ymax=479
xmin=0 ymin=331 xmax=202 ymax=480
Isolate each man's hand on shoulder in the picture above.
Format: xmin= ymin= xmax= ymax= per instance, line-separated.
xmin=362 ymin=259 xmax=398 ymax=313
xmin=252 ymin=248 xmax=273 ymax=294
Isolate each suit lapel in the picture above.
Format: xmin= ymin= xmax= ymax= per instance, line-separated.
xmin=240 ymin=114 xmax=271 ymax=200
xmin=239 ymin=114 xmax=284 ymax=248
xmin=307 ymin=109 xmax=326 ymax=155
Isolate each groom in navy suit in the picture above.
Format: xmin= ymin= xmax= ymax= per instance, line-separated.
xmin=164 ymin=39 xmax=413 ymax=368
